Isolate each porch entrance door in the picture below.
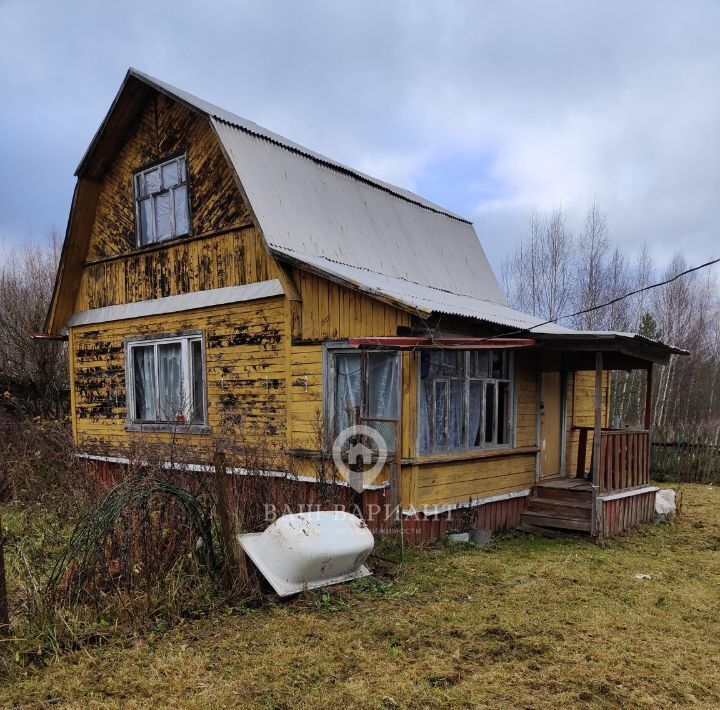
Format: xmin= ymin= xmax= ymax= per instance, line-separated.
xmin=539 ymin=369 xmax=563 ymax=479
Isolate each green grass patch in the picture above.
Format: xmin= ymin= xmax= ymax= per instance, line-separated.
xmin=1 ymin=483 xmax=719 ymax=708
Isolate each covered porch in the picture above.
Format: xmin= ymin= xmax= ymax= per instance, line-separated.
xmin=521 ymin=333 xmax=682 ymax=539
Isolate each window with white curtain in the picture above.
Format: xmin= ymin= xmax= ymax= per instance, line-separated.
xmin=327 ymin=348 xmax=399 ymax=449
xmin=126 ymin=333 xmax=206 ymax=425
xmin=134 ymin=155 xmax=190 ymax=246
xmin=419 ymin=350 xmax=513 ymax=454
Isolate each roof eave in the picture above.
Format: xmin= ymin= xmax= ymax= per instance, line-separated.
xmin=532 ymin=331 xmax=688 ymax=365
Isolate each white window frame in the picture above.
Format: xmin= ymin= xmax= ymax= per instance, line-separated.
xmin=418 ymin=349 xmax=515 ymax=455
xmin=323 ymin=341 xmax=401 ymax=441
xmin=133 ymin=154 xmax=190 ymax=246
xmin=125 ymin=330 xmax=209 ymax=433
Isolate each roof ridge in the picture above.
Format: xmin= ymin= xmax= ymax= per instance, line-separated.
xmin=127 ymin=68 xmax=470 ymax=224
xmin=212 ymin=117 xmax=471 ymax=224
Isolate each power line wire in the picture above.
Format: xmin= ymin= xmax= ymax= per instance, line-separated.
xmin=523 ymin=254 xmax=720 ymax=333
xmin=431 ymin=254 xmax=720 ymax=345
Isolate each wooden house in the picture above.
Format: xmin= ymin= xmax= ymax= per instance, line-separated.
xmin=45 ymin=69 xmax=684 ymax=541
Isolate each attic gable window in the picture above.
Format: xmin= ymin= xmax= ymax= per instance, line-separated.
xmin=134 ymin=156 xmax=190 ymax=246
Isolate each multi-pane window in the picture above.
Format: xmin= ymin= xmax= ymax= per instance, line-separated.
xmin=127 ymin=334 xmax=206 ymax=425
xmin=419 ymin=350 xmax=513 ymax=454
xmin=329 ymin=349 xmax=399 ymax=450
xmin=134 ymin=155 xmax=190 ymax=246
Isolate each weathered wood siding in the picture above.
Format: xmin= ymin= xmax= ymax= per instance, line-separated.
xmin=75 ymin=90 xmax=277 ymax=312
xmin=286 ymin=270 xmax=411 ymax=447
xmin=403 ymin=495 xmax=528 ymax=544
xmin=70 ymin=297 xmax=286 ymax=452
xmin=601 ymin=489 xmax=656 ymax=537
xmin=86 ymin=92 xmax=250 ymax=261
xmin=77 ymin=226 xmax=278 ymax=310
xmin=294 ymin=270 xmax=412 ymax=342
xmin=408 ymin=453 xmax=536 ymax=509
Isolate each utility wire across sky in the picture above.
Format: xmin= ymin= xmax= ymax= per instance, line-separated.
xmin=469 ymin=253 xmax=720 ymax=344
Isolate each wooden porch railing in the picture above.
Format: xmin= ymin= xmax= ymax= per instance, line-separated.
xmin=577 ymin=428 xmax=650 ymax=493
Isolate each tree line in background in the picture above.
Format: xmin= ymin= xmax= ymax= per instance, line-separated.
xmin=502 ymin=202 xmax=720 ymax=429
xmin=0 ymin=230 xmax=68 ymax=418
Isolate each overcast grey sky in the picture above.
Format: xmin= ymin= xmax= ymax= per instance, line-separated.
xmin=0 ymin=0 xmax=718 ymax=273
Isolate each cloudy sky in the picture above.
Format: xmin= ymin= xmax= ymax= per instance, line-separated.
xmin=0 ymin=0 xmax=718 ymax=273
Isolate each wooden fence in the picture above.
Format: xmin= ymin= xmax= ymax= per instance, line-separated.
xmin=651 ymin=435 xmax=720 ymax=484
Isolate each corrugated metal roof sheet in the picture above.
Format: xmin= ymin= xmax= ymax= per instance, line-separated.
xmin=102 ymin=70 xmax=685 ymax=358
xmin=212 ymin=118 xmax=508 ymax=307
xmin=268 ymin=248 xmax=570 ymax=333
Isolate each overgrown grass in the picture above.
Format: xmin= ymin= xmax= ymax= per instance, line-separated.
xmin=2 ymin=482 xmax=719 ymax=708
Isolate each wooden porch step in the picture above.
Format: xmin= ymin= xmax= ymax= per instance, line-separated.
xmin=527 ymin=496 xmax=592 ymax=519
xmin=520 ymin=510 xmax=592 ymax=533
xmin=535 ymin=484 xmax=592 ymax=503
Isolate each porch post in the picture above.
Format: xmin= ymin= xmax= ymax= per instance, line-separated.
xmin=592 ymin=351 xmax=604 ymax=539
xmin=644 ymin=364 xmax=653 ymax=431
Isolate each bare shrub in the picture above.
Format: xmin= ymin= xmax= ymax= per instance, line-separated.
xmin=0 ymin=231 xmax=68 ymax=419
xmin=0 ymin=413 xmax=97 ymax=513
xmin=47 ymin=471 xmax=217 ymax=611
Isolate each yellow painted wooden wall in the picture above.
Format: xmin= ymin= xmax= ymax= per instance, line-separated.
xmin=75 ymin=89 xmax=278 ymax=312
xmin=77 ymin=226 xmax=278 ymax=310
xmin=287 ymin=270 xmax=412 ymax=449
xmin=564 ymin=370 xmax=610 ymax=476
xmin=70 ymin=297 xmax=286 ymax=452
xmin=285 ymin=270 xmax=412 ymax=484
xmin=85 ymin=92 xmax=250 ymax=261
xmin=62 ymin=84 xmax=616 ymax=513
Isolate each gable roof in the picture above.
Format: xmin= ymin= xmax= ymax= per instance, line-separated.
xmin=47 ymin=69 xmax=687 ymax=361
xmin=124 ymin=69 xmax=513 ymax=320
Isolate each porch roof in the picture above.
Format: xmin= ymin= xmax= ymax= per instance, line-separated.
xmin=531 ymin=331 xmax=688 ymax=367
xmin=349 ymin=332 xmax=685 ymax=366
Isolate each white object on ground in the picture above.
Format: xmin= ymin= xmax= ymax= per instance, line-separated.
xmin=655 ymin=489 xmax=677 ymax=521
xmin=237 ymin=511 xmax=374 ymax=597
xmin=634 ymin=573 xmax=652 ymax=580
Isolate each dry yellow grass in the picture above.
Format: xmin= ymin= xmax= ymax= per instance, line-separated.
xmin=2 ymin=483 xmax=719 ymax=709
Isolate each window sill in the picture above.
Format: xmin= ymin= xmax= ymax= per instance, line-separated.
xmin=403 ymin=445 xmax=540 ymax=466
xmin=125 ymin=422 xmax=213 ymax=435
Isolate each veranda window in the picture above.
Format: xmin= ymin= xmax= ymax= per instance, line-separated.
xmin=134 ymin=155 xmax=190 ymax=246
xmin=127 ymin=333 xmax=206 ymax=425
xmin=419 ymin=350 xmax=513 ymax=454
xmin=328 ymin=349 xmax=400 ymax=449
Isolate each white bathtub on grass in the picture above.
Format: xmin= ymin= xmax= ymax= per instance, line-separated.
xmin=238 ymin=511 xmax=374 ymax=597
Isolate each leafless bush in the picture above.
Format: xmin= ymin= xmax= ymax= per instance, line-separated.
xmin=0 ymin=413 xmax=97 ymax=512
xmin=47 ymin=469 xmax=217 ymax=611
xmin=306 ymin=409 xmax=342 ymax=508
xmin=0 ymin=231 xmax=68 ymax=419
